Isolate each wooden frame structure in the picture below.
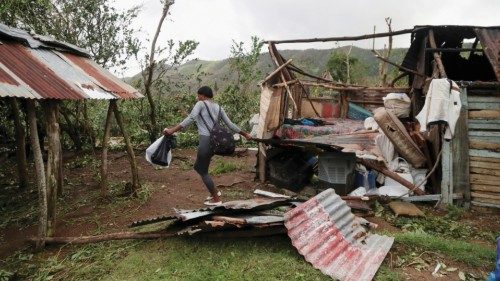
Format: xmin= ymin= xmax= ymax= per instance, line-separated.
xmin=257 ymin=25 xmax=500 ymax=208
xmin=0 ymin=23 xmax=143 ymax=247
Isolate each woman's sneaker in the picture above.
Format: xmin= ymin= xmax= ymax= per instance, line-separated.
xmin=204 ymin=199 xmax=222 ymax=206
xmin=205 ymin=191 xmax=222 ymax=201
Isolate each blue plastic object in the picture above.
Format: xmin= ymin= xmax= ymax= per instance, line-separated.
xmin=354 ymin=170 xmax=376 ymax=190
xmin=487 ymin=237 xmax=500 ymax=281
xmin=348 ymin=102 xmax=373 ymax=120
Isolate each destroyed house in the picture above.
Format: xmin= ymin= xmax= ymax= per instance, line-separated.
xmin=256 ymin=25 xmax=500 ymax=209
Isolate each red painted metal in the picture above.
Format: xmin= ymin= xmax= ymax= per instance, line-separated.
xmin=63 ymin=53 xmax=136 ymax=98
xmin=0 ymin=43 xmax=82 ymax=99
xmin=284 ymin=189 xmax=393 ymax=281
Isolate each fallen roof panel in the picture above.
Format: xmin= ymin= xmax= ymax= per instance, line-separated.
xmin=284 ymin=189 xmax=394 ymax=281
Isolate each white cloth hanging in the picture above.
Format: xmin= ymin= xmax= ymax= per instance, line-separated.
xmin=415 ymin=78 xmax=462 ymax=140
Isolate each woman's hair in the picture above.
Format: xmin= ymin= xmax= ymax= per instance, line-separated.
xmin=197 ymin=86 xmax=213 ymax=98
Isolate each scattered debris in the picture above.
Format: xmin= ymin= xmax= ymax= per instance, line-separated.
xmin=254 ymin=189 xmax=291 ymax=199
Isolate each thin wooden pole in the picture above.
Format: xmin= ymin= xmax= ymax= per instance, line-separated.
xmin=372 ymin=50 xmax=426 ymax=77
xmin=99 ymin=101 xmax=114 ymax=197
xmin=111 ymin=100 xmax=140 ymax=194
xmin=43 ymin=100 xmax=61 ymax=236
xmin=9 ymin=97 xmax=28 ymax=190
xmin=428 ymin=29 xmax=447 ymax=78
xmin=268 ymin=27 xmax=417 ymax=44
xmin=26 ymin=100 xmax=47 ymax=249
xmin=260 ymin=59 xmax=293 ymax=84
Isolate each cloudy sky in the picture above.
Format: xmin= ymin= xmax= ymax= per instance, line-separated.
xmin=114 ymin=0 xmax=500 ymax=76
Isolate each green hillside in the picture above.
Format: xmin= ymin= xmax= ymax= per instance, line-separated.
xmin=128 ymin=46 xmax=408 ymax=92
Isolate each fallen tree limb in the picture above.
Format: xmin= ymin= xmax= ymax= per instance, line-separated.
xmin=28 ymin=232 xmax=176 ymax=246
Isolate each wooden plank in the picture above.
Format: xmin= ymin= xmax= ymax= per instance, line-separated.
xmin=471 ymin=201 xmax=500 ymax=209
xmin=468 ymin=96 xmax=500 ymax=103
xmin=468 ymin=119 xmax=500 ymax=130
xmin=470 ymin=156 xmax=500 ymax=163
xmin=468 ymin=131 xmax=500 ymax=138
xmin=471 ymin=191 xmax=500 ymax=200
xmin=470 ymin=161 xmax=500 ymax=169
xmin=471 ymin=184 xmax=500 ymax=193
xmin=441 ymin=140 xmax=453 ymax=204
xmin=472 ymin=197 xmax=500 ymax=205
xmin=469 ymin=140 xmax=500 ymax=151
xmin=470 ymin=167 xmax=500 ymax=176
xmin=468 ymin=102 xmax=500 ymax=110
xmin=470 ymin=174 xmax=500 ymax=185
xmin=469 ymin=110 xmax=500 ymax=119
xmin=453 ymin=88 xmax=469 ymax=204
xmin=469 ymin=149 xmax=500 ymax=158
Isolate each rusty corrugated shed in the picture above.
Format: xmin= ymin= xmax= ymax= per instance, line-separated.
xmin=284 ymin=189 xmax=393 ymax=281
xmin=0 ymin=23 xmax=141 ymax=100
xmin=475 ymin=28 xmax=500 ymax=81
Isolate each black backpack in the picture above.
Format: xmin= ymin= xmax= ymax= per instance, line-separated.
xmin=199 ymin=101 xmax=236 ymax=156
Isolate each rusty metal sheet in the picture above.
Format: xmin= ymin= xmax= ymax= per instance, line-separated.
xmin=475 ymin=28 xmax=500 ymax=81
xmin=284 ymin=189 xmax=394 ymax=281
xmin=0 ymin=43 xmax=84 ymax=99
xmin=29 ymin=49 xmax=115 ymax=99
xmin=61 ymin=52 xmax=141 ymax=99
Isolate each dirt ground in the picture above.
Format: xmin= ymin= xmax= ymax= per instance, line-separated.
xmin=0 ymin=148 xmax=499 ymax=280
xmin=0 ymin=148 xmax=271 ymax=259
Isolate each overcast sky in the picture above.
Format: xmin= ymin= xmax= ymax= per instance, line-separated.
xmin=114 ymin=0 xmax=500 ymax=76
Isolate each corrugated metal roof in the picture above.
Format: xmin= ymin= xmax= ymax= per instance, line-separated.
xmin=475 ymin=28 xmax=500 ymax=81
xmin=62 ymin=53 xmax=141 ymax=99
xmin=284 ymin=189 xmax=394 ymax=281
xmin=0 ymin=23 xmax=141 ymax=100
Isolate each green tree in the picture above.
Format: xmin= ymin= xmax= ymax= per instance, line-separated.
xmin=216 ymin=36 xmax=264 ymax=128
xmin=326 ymin=50 xmax=358 ymax=84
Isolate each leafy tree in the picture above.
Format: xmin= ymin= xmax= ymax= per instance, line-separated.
xmin=216 ymin=36 xmax=264 ymax=128
xmin=326 ymin=50 xmax=358 ymax=84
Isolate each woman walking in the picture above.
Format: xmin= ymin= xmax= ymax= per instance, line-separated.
xmin=163 ymin=86 xmax=252 ymax=206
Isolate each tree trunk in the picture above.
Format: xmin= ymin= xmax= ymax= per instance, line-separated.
xmin=99 ymin=102 xmax=114 ymax=197
xmin=142 ymin=1 xmax=175 ymax=142
xmin=26 ymin=100 xmax=48 ymax=249
xmin=43 ymin=100 xmax=61 ymax=236
xmin=111 ymin=100 xmax=140 ymax=194
xmin=9 ymin=97 xmax=28 ymax=190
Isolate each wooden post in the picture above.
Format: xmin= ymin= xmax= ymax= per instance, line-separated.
xmin=441 ymin=139 xmax=453 ymax=204
xmin=258 ymin=143 xmax=266 ymax=182
xmin=8 ymin=97 xmax=28 ymax=190
xmin=452 ymin=88 xmax=470 ymax=207
xmin=26 ymin=100 xmax=47 ymax=248
xmin=56 ymin=104 xmax=63 ymax=196
xmin=99 ymin=101 xmax=114 ymax=197
xmin=111 ymin=100 xmax=140 ymax=194
xmin=43 ymin=100 xmax=61 ymax=235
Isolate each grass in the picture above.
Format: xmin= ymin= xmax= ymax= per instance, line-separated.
xmin=392 ymin=230 xmax=496 ymax=267
xmin=2 ymin=236 xmax=330 ymax=281
xmin=209 ymin=159 xmax=242 ymax=175
xmin=374 ymin=265 xmax=402 ymax=281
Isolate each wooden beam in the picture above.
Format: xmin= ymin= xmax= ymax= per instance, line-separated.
xmin=99 ymin=102 xmax=114 ymax=197
xmin=428 ymin=29 xmax=447 ymax=78
xmin=268 ymin=28 xmax=416 ymax=44
xmin=43 ymin=100 xmax=61 ymax=236
xmin=425 ymin=48 xmax=484 ymax=53
xmin=29 ymin=232 xmax=176 ymax=246
xmin=372 ymin=50 xmax=426 ymax=77
xmin=9 ymin=97 xmax=28 ymax=190
xmin=26 ymin=100 xmax=47 ymax=249
xmin=260 ymin=59 xmax=293 ymax=84
xmin=111 ymin=100 xmax=140 ymax=194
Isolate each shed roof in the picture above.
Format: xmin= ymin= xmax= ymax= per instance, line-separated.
xmin=0 ymin=23 xmax=142 ymax=100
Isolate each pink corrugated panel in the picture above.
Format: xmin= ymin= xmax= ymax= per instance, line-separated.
xmin=284 ymin=189 xmax=394 ymax=281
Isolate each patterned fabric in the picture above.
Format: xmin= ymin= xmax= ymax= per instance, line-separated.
xmin=277 ymin=119 xmax=365 ymax=140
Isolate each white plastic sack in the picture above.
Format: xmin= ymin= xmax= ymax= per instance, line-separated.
xmin=378 ymin=185 xmax=409 ymax=197
xmin=364 ymin=117 xmax=379 ymax=131
xmin=375 ymin=132 xmax=396 ymax=164
xmin=383 ymin=93 xmax=411 ymax=118
xmin=411 ymin=168 xmax=427 ymax=190
xmin=145 ymin=136 xmax=172 ymax=167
